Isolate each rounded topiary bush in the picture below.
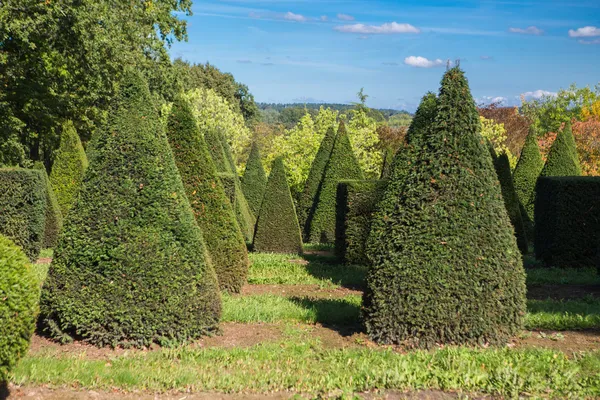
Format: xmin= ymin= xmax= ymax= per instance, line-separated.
xmin=40 ymin=71 xmax=221 ymax=348
xmin=364 ymin=67 xmax=526 ymax=348
xmin=0 ymin=234 xmax=40 ymax=382
xmin=241 ymin=142 xmax=267 ymax=216
xmin=166 ymin=95 xmax=249 ymax=293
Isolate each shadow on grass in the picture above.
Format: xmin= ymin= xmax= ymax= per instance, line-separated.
xmin=289 ymin=296 xmax=363 ymax=336
xmin=301 ymin=253 xmax=367 ymax=290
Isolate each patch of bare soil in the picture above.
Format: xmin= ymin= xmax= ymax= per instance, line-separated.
xmin=527 ymin=284 xmax=600 ymax=300
xmin=513 ymin=329 xmax=600 ymax=353
xmin=241 ymin=284 xmax=362 ymax=298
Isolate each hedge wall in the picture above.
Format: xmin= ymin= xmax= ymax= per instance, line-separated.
xmin=0 ymin=235 xmax=40 ymax=382
xmin=241 ymin=142 xmax=267 ymax=216
xmin=34 ymin=162 xmax=63 ymax=249
xmin=335 ymin=180 xmax=387 ymax=265
xmin=0 ymin=168 xmax=47 ymax=261
xmin=166 ymin=95 xmax=249 ymax=293
xmin=253 ymin=158 xmax=303 ymax=254
xmin=40 ymin=70 xmax=221 ymax=348
xmin=535 ymin=176 xmax=600 ymax=268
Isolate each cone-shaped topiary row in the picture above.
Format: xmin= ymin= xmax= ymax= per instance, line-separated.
xmin=41 ymin=71 xmax=221 ymax=348
xmin=540 ymin=122 xmax=582 ymax=178
xmin=379 ymin=146 xmax=395 ymax=179
xmin=364 ymin=67 xmax=526 ymax=348
xmin=34 ymin=162 xmax=63 ymax=249
xmin=513 ymin=126 xmax=544 ymax=232
xmin=166 ymin=95 xmax=249 ymax=293
xmin=49 ymin=121 xmax=88 ymax=217
xmin=298 ymin=126 xmax=337 ymax=239
xmin=309 ymin=122 xmax=364 ymax=243
xmin=0 ymin=234 xmax=40 ymax=382
xmin=241 ymin=142 xmax=267 ymax=216
xmin=253 ymin=158 xmax=303 ymax=254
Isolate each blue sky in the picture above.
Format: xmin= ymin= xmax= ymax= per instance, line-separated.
xmin=169 ymin=0 xmax=600 ymax=111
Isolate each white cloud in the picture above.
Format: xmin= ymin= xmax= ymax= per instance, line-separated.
xmin=335 ymin=22 xmax=420 ymax=34
xmin=404 ymin=56 xmax=444 ymax=68
xmin=508 ymin=26 xmax=544 ymax=35
xmin=480 ymin=96 xmax=507 ymax=104
xmin=320 ymin=15 xmax=328 ymax=22
xmin=569 ymin=26 xmax=600 ymax=37
xmin=521 ymin=90 xmax=557 ymax=99
xmin=578 ymin=38 xmax=600 ymax=44
xmin=283 ymin=11 xmax=307 ymax=22
xmin=337 ymin=13 xmax=355 ymax=21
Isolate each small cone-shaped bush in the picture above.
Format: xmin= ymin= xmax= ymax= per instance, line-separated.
xmin=298 ymin=126 xmax=337 ymax=240
xmin=490 ymin=150 xmax=529 ymax=254
xmin=253 ymin=158 xmax=303 ymax=254
xmin=241 ymin=143 xmax=267 ymax=216
xmin=309 ymin=122 xmax=364 ymax=243
xmin=364 ymin=67 xmax=526 ymax=348
xmin=166 ymin=95 xmax=249 ymax=293
xmin=405 ymin=92 xmax=438 ymax=146
xmin=34 ymin=162 xmax=64 ymax=249
xmin=0 ymin=235 xmax=40 ymax=382
xmin=513 ymin=126 xmax=544 ymax=227
xmin=41 ymin=71 xmax=221 ymax=347
xmin=540 ymin=122 xmax=582 ymax=177
xmin=49 ymin=120 xmax=88 ymax=217
xmin=379 ymin=146 xmax=395 ymax=179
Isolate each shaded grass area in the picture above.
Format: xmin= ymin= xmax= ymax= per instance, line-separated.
xmin=526 ymin=298 xmax=600 ymax=330
xmin=13 ymin=341 xmax=600 ymax=397
xmin=526 ymin=267 xmax=600 ymax=286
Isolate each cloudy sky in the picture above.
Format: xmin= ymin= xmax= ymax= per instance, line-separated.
xmin=169 ymin=0 xmax=600 ymax=111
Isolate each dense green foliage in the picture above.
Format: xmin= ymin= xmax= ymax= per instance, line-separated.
xmin=166 ymin=95 xmax=248 ymax=293
xmin=364 ymin=68 xmax=526 ymax=347
xmin=297 ymin=126 xmax=337 ymax=238
xmin=490 ymin=151 xmax=529 ymax=254
xmin=241 ymin=143 xmax=267 ymax=216
xmin=0 ymin=168 xmax=47 ymax=260
xmin=49 ymin=121 xmax=88 ymax=217
xmin=513 ymin=126 xmax=545 ymax=227
xmin=535 ymin=177 xmax=600 ymax=268
xmin=217 ymin=172 xmax=236 ymax=204
xmin=40 ymin=71 xmax=221 ymax=348
xmin=253 ymin=158 xmax=303 ymax=254
xmin=309 ymin=122 xmax=364 ymax=243
xmin=405 ymin=92 xmax=438 ymax=146
xmin=34 ymin=162 xmax=63 ymax=249
xmin=0 ymin=235 xmax=40 ymax=382
xmin=379 ymin=147 xmax=395 ymax=179
xmin=335 ymin=180 xmax=387 ymax=265
xmin=540 ymin=122 xmax=582 ymax=177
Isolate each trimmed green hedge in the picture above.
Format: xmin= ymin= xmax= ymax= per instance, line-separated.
xmin=298 ymin=126 xmax=336 ymax=239
xmin=40 ymin=71 xmax=221 ymax=348
xmin=540 ymin=122 xmax=582 ymax=178
xmin=166 ymin=95 xmax=249 ymax=293
xmin=34 ymin=162 xmax=63 ymax=249
xmin=535 ymin=176 xmax=600 ymax=268
xmin=253 ymin=158 xmax=303 ymax=254
xmin=0 ymin=168 xmax=47 ymax=261
xmin=309 ymin=122 xmax=364 ymax=244
xmin=364 ymin=67 xmax=526 ymax=348
xmin=241 ymin=142 xmax=267 ymax=216
xmin=335 ymin=180 xmax=387 ymax=264
xmin=217 ymin=172 xmax=236 ymax=204
xmin=49 ymin=120 xmax=88 ymax=217
xmin=0 ymin=235 xmax=40 ymax=382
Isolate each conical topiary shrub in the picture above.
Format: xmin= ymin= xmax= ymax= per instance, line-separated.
xmin=513 ymin=126 xmax=544 ymax=228
xmin=405 ymin=92 xmax=437 ymax=146
xmin=241 ymin=143 xmax=267 ymax=216
xmin=309 ymin=122 xmax=364 ymax=243
xmin=49 ymin=120 xmax=88 ymax=217
xmin=40 ymin=71 xmax=221 ymax=348
xmin=297 ymin=126 xmax=337 ymax=238
xmin=364 ymin=67 xmax=526 ymax=348
xmin=379 ymin=146 xmax=395 ymax=179
xmin=166 ymin=95 xmax=249 ymax=293
xmin=253 ymin=158 xmax=303 ymax=254
xmin=0 ymin=235 xmax=40 ymax=383
xmin=34 ymin=162 xmax=63 ymax=249
xmin=540 ymin=122 xmax=582 ymax=178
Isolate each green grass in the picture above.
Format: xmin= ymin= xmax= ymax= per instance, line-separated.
xmin=303 ymin=243 xmax=335 ymax=252
xmin=39 ymin=248 xmax=54 ymax=259
xmin=526 ymin=298 xmax=600 ymax=330
xmin=526 ymin=267 xmax=600 ymax=285
xmin=13 ymin=341 xmax=600 ymax=397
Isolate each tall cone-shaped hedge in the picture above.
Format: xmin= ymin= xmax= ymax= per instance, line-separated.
xmin=364 ymin=67 xmax=526 ymax=348
xmin=405 ymin=92 xmax=437 ymax=146
xmin=379 ymin=146 xmax=395 ymax=179
xmin=41 ymin=71 xmax=221 ymax=348
xmin=309 ymin=122 xmax=363 ymax=243
xmin=241 ymin=143 xmax=267 ymax=216
xmin=34 ymin=162 xmax=63 ymax=249
xmin=166 ymin=95 xmax=249 ymax=293
xmin=49 ymin=120 xmax=88 ymax=217
xmin=253 ymin=158 xmax=303 ymax=254
xmin=540 ymin=122 xmax=582 ymax=177
xmin=513 ymin=126 xmax=544 ymax=227
xmin=298 ymin=126 xmax=337 ymax=238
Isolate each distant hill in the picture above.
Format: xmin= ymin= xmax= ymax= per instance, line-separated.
xmin=258 ymin=103 xmax=411 ymax=118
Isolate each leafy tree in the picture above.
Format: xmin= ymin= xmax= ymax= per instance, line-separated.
xmin=241 ymin=143 xmax=267 ymax=216
xmin=572 ymin=117 xmax=600 ymax=176
xmin=253 ymin=158 xmax=303 ymax=254
xmin=34 ymin=162 xmax=63 ymax=249
xmin=342 ymin=108 xmax=381 ymax=178
xmin=540 ymin=122 xmax=582 ymax=177
xmin=513 ymin=126 xmax=544 ymax=224
xmin=480 ymin=116 xmax=517 ymax=169
xmin=166 ymin=95 xmax=249 ymax=293
xmin=40 ymin=71 xmax=221 ymax=348
xmin=364 ymin=67 xmax=526 ymax=347
xmin=388 ymin=113 xmax=413 ymax=128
